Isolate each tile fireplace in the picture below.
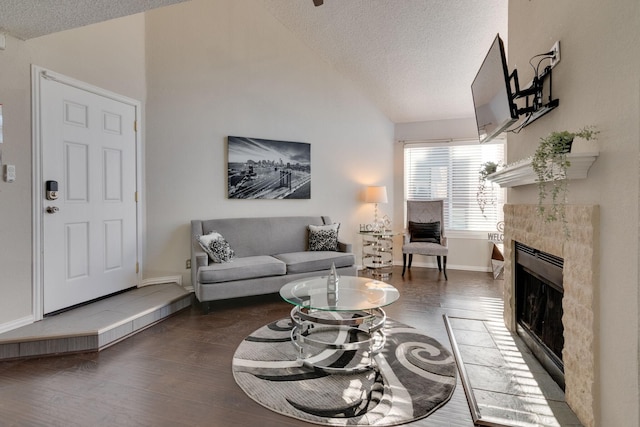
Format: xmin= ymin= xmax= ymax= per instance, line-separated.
xmin=503 ymin=204 xmax=599 ymax=427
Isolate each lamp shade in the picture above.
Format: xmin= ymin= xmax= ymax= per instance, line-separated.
xmin=365 ymin=186 xmax=388 ymax=204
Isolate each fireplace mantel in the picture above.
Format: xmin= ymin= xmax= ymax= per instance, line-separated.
xmin=487 ymin=151 xmax=599 ymax=188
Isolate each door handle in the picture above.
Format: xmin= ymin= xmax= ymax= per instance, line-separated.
xmin=45 ymin=206 xmax=59 ymax=214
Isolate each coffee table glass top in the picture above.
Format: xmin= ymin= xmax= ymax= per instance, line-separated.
xmin=279 ymin=275 xmax=399 ymax=311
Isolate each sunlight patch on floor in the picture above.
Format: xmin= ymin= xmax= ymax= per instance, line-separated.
xmin=444 ymin=314 xmax=583 ymax=427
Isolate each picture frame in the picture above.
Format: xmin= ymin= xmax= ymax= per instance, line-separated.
xmin=227 ymin=136 xmax=311 ymax=199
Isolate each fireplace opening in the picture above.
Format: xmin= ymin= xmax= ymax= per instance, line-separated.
xmin=515 ymin=242 xmax=565 ymax=390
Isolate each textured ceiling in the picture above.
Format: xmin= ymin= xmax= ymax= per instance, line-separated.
xmin=0 ymin=0 xmax=189 ymax=40
xmin=0 ymin=0 xmax=508 ymax=124
xmin=262 ymin=0 xmax=508 ymax=123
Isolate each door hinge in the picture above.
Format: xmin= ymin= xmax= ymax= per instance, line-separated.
xmin=134 ymin=120 xmax=138 ymax=132
xmin=136 ymin=262 xmax=139 ymax=274
xmin=135 ymin=191 xmax=139 ymax=202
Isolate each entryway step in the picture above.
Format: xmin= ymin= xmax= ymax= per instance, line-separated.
xmin=0 ymin=283 xmax=192 ymax=361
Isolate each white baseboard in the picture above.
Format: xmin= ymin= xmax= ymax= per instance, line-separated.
xmin=356 ymin=262 xmax=491 ymax=274
xmin=0 ymin=315 xmax=35 ymax=334
xmin=393 ymin=260 xmax=491 ymax=273
xmin=140 ymin=275 xmax=183 ymax=288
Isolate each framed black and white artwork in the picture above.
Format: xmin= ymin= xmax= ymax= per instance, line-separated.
xmin=227 ymin=136 xmax=311 ymax=199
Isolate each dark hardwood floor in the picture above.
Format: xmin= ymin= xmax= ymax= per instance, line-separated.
xmin=0 ymin=267 xmax=503 ymax=426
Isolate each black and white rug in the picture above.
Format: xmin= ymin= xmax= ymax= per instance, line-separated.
xmin=232 ymin=318 xmax=457 ymax=426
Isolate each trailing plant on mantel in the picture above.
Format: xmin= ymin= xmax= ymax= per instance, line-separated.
xmin=476 ymin=161 xmax=500 ymax=216
xmin=531 ymin=126 xmax=599 ymax=231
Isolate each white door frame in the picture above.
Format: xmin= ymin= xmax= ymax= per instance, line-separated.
xmin=31 ymin=65 xmax=143 ymax=320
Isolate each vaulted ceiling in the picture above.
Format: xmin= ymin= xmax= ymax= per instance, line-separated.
xmin=0 ymin=0 xmax=188 ymax=39
xmin=262 ymin=0 xmax=508 ymax=123
xmin=0 ymin=0 xmax=508 ymax=124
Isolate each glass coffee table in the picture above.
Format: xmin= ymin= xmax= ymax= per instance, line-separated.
xmin=279 ymin=275 xmax=399 ymax=373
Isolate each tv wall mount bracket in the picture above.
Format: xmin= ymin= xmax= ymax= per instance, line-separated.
xmin=509 ymin=54 xmax=559 ymax=129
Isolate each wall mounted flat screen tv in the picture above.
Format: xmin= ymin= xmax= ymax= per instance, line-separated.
xmin=472 ymin=34 xmax=518 ymax=143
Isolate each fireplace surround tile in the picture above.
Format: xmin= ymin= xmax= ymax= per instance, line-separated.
xmin=503 ymin=204 xmax=599 ymax=427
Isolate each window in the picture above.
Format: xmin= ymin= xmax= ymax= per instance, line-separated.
xmin=404 ymin=141 xmax=505 ymax=232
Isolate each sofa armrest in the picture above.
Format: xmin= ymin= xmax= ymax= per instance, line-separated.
xmin=337 ymin=241 xmax=352 ymax=253
xmin=191 ymin=219 xmax=205 ymax=287
xmin=195 ymin=251 xmax=209 ymax=268
xmin=191 ymin=248 xmax=209 ymax=288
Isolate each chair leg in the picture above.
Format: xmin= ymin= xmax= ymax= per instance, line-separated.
xmin=436 ymin=256 xmax=442 ymax=271
xmin=402 ymin=253 xmax=407 ymax=276
xmin=443 ymin=256 xmax=448 ymax=280
xmin=408 ymin=254 xmax=413 ymax=269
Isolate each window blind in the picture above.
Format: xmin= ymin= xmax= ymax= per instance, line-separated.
xmin=404 ymin=142 xmax=505 ymax=232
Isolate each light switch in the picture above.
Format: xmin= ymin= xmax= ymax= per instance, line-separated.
xmin=4 ymin=164 xmax=15 ymax=183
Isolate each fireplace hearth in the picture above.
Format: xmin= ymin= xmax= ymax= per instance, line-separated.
xmin=515 ymin=242 xmax=565 ymax=389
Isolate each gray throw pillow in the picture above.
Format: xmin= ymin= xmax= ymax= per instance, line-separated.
xmin=197 ymin=231 xmax=235 ymax=263
xmin=308 ymin=223 xmax=340 ymax=251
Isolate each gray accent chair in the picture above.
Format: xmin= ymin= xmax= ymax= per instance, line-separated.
xmin=191 ymin=216 xmax=356 ymax=312
xmin=401 ymin=200 xmax=448 ymax=279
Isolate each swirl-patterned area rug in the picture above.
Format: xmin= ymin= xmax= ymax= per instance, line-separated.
xmin=232 ymin=318 xmax=457 ymax=426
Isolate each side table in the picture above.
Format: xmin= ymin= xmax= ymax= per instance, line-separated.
xmin=359 ymin=231 xmax=401 ymax=278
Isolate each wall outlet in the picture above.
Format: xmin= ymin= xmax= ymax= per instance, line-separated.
xmin=4 ymin=164 xmax=15 ymax=183
xmin=186 ymin=259 xmax=191 ymax=269
xmin=550 ymin=41 xmax=560 ymax=68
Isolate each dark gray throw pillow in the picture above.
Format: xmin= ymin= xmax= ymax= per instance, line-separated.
xmin=408 ymin=221 xmax=441 ymax=243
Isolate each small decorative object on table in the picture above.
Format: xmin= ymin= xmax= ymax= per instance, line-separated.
xmin=359 ymin=223 xmax=374 ymax=232
xmin=382 ymin=214 xmax=392 ymax=231
xmin=327 ymin=263 xmax=339 ymax=292
xmin=326 ymin=262 xmax=339 ymax=306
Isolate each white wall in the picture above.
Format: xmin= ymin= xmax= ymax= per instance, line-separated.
xmin=0 ymin=15 xmax=146 ymax=329
xmin=393 ymin=117 xmax=499 ymax=272
xmin=394 ymin=117 xmax=478 ymax=142
xmin=143 ymin=0 xmax=394 ymax=282
xmin=508 ymin=1 xmax=639 ymax=425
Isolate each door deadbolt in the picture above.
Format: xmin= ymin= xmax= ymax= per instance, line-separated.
xmin=45 ymin=180 xmax=59 ymax=200
xmin=45 ymin=206 xmax=59 ymax=214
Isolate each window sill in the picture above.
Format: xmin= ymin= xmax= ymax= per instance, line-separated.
xmin=447 ymin=230 xmax=500 ymax=240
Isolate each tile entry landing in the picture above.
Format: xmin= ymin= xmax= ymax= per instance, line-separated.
xmin=0 ymin=283 xmax=191 ymax=361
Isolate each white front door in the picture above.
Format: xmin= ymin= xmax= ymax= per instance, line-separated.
xmin=38 ymin=70 xmax=139 ymax=314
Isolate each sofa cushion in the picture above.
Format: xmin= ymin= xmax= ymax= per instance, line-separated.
xmin=198 ymin=256 xmax=286 ymax=284
xmin=308 ymin=223 xmax=340 ymax=251
xmin=274 ymin=251 xmax=356 ymax=274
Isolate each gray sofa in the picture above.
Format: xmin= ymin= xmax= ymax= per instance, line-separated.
xmin=191 ymin=216 xmax=357 ymax=311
